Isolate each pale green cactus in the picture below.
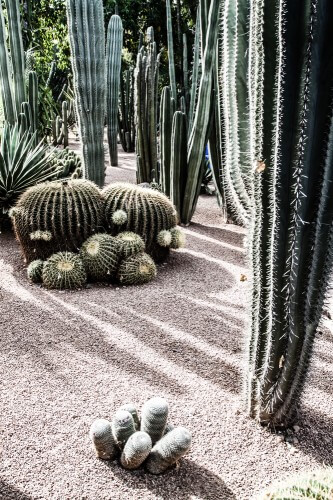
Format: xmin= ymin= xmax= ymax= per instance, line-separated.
xmin=120 ymin=431 xmax=152 ymax=470
xmin=146 ymin=426 xmax=191 ymax=474
xmin=140 ymin=397 xmax=168 ymax=444
xmin=119 ymin=403 xmax=140 ymax=430
xmin=89 ymin=418 xmax=118 ymax=460
xmin=112 ymin=410 xmax=136 ymax=449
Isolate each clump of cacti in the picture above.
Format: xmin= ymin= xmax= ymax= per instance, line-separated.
xmin=140 ymin=397 xmax=169 ymax=444
xmin=89 ymin=397 xmax=191 ymax=474
xmin=115 ymin=232 xmax=145 ymax=258
xmin=80 ymin=233 xmax=121 ymax=281
xmin=27 ymin=260 xmax=44 ymax=283
xmin=42 ymin=251 xmax=87 ymax=290
xmin=89 ymin=419 xmax=118 ymax=460
xmin=146 ymin=427 xmax=192 ymax=474
xmin=112 ymin=410 xmax=136 ymax=449
xmin=117 ymin=253 xmax=156 ymax=286
xmin=49 ymin=148 xmax=82 ymax=180
xmin=11 ymin=179 xmax=103 ymax=263
xmin=120 ymin=432 xmax=152 ymax=470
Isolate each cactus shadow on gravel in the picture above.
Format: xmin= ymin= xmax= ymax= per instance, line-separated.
xmin=0 ymin=481 xmax=32 ymax=499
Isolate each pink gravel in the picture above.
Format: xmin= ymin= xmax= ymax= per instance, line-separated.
xmin=0 ymin=148 xmax=333 ymax=499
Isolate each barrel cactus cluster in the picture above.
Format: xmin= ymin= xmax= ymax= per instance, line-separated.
xmin=89 ymin=397 xmax=192 ymax=474
xmin=10 ymin=179 xmax=185 ymax=290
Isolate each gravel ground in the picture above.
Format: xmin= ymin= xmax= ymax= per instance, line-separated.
xmin=0 ymin=147 xmax=333 ymax=500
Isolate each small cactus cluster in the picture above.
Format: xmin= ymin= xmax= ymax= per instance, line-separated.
xmin=49 ymin=148 xmax=83 ymax=180
xmin=89 ymin=397 xmax=191 ymax=474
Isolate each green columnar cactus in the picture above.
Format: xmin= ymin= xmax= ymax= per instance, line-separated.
xmin=160 ymin=86 xmax=175 ymax=197
xmin=140 ymin=397 xmax=168 ymax=444
xmin=170 ymin=111 xmax=188 ymax=217
xmin=119 ymin=404 xmax=140 ymax=430
xmin=112 ymin=410 xmax=136 ymax=449
xmin=66 ymin=0 xmax=106 ymax=187
xmin=115 ymin=232 xmax=145 ymax=258
xmin=146 ymin=427 xmax=191 ymax=474
xmin=120 ymin=431 xmax=152 ymax=470
xmin=242 ymin=0 xmax=333 ymax=425
xmin=80 ymin=234 xmax=121 ymax=281
xmin=0 ymin=1 xmax=16 ymax=124
xmin=89 ymin=418 xmax=118 ymax=460
xmin=12 ymin=180 xmax=103 ymax=263
xmin=62 ymin=101 xmax=69 ymax=148
xmin=103 ymin=182 xmax=178 ymax=258
xmin=106 ymin=14 xmax=123 ymax=167
xmin=259 ymin=469 xmax=333 ymax=500
xmin=134 ymin=28 xmax=160 ymax=183
xmin=118 ymin=68 xmax=135 ymax=153
xmin=28 ymin=71 xmax=38 ymax=137
xmin=188 ymin=10 xmax=200 ymax=134
xmin=42 ymin=252 xmax=87 ymax=290
xmin=117 ymin=253 xmax=156 ymax=285
xmin=166 ymin=0 xmax=177 ymax=102
xmin=27 ymin=260 xmax=44 ymax=284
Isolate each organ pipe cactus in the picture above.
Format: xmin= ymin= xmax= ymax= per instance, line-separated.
xmin=120 ymin=432 xmax=152 ymax=470
xmin=66 ymin=0 xmax=106 ymax=187
xmin=146 ymin=427 xmax=191 ymax=474
xmin=28 ymin=71 xmax=38 ymax=139
xmin=89 ymin=419 xmax=118 ymax=460
xmin=118 ymin=68 xmax=135 ymax=153
xmin=42 ymin=252 xmax=87 ymax=290
xmin=140 ymin=397 xmax=168 ymax=444
xmin=244 ymin=0 xmax=333 ymax=426
xmin=106 ymin=14 xmax=123 ymax=167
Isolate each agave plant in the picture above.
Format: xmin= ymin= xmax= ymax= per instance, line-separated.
xmin=0 ymin=122 xmax=55 ymax=213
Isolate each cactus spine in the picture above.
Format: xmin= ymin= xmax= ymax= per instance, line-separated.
xmin=106 ymin=14 xmax=123 ymax=167
xmin=89 ymin=419 xmax=118 ymax=460
xmin=66 ymin=0 xmax=106 ymax=187
xmin=140 ymin=397 xmax=168 ymax=444
xmin=120 ymin=432 xmax=152 ymax=470
xmin=146 ymin=427 xmax=191 ymax=474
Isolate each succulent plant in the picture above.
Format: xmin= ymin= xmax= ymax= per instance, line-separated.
xmin=120 ymin=431 xmax=152 ymax=470
xmin=157 ymin=230 xmax=172 ymax=248
xmin=49 ymin=148 xmax=82 ymax=180
xmin=112 ymin=410 xmax=136 ymax=449
xmin=170 ymin=227 xmax=186 ymax=249
xmin=89 ymin=418 xmax=118 ymax=460
xmin=42 ymin=252 xmax=86 ymax=290
xmin=80 ymin=233 xmax=121 ymax=281
xmin=103 ymin=182 xmax=177 ymax=260
xmin=146 ymin=427 xmax=191 ymax=474
xmin=119 ymin=403 xmax=140 ymax=430
xmin=27 ymin=260 xmax=44 ymax=283
xmin=117 ymin=253 xmax=156 ymax=286
xmin=115 ymin=232 xmax=145 ymax=258
xmin=12 ymin=179 xmax=103 ymax=263
xmin=140 ymin=397 xmax=168 ymax=444
xmin=259 ymin=469 xmax=333 ymax=500
xmin=164 ymin=423 xmax=175 ymax=435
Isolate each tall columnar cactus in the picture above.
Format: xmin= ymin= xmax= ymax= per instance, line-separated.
xmin=66 ymin=0 xmax=106 ymax=187
xmin=0 ymin=1 xmax=16 ymax=124
xmin=166 ymin=0 xmax=177 ymax=102
xmin=106 ymin=14 xmax=123 ymax=167
xmin=146 ymin=427 xmax=191 ymax=474
xmin=170 ymin=111 xmax=188 ymax=218
xmin=140 ymin=397 xmax=168 ymax=444
xmin=120 ymin=432 xmax=152 ymax=470
xmin=118 ymin=68 xmax=136 ymax=153
xmin=241 ymin=0 xmax=333 ymax=426
xmin=134 ymin=28 xmax=160 ymax=183
xmin=12 ymin=180 xmax=103 ymax=263
xmin=89 ymin=419 xmax=118 ymax=460
xmin=28 ymin=71 xmax=38 ymax=137
xmin=159 ymin=86 xmax=175 ymax=197
xmin=112 ymin=410 xmax=136 ymax=449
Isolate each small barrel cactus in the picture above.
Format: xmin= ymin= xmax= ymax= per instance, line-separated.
xmin=103 ymin=182 xmax=178 ymax=261
xmin=259 ymin=469 xmax=333 ymax=499
xmin=112 ymin=410 xmax=136 ymax=449
xmin=80 ymin=233 xmax=121 ymax=281
xmin=27 ymin=259 xmax=44 ymax=283
xmin=157 ymin=230 xmax=172 ymax=248
xmin=119 ymin=403 xmax=140 ymax=430
xmin=145 ymin=427 xmax=192 ymax=474
xmin=117 ymin=253 xmax=157 ymax=285
xmin=120 ymin=431 xmax=152 ymax=470
xmin=12 ymin=179 xmax=103 ymax=263
xmin=115 ymin=232 xmax=145 ymax=258
xmin=170 ymin=227 xmax=186 ymax=249
xmin=140 ymin=397 xmax=168 ymax=444
xmin=42 ymin=252 xmax=87 ymax=290
xmin=89 ymin=418 xmax=118 ymax=460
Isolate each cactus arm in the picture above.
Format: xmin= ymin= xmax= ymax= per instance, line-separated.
xmin=0 ymin=2 xmax=16 ymax=124
xmin=170 ymin=111 xmax=187 ymax=216
xmin=106 ymin=14 xmax=123 ymax=167
xmin=166 ymin=0 xmax=177 ymax=102
xmin=28 ymin=71 xmax=38 ymax=142
xmin=188 ymin=10 xmax=200 ymax=135
xmin=183 ymin=33 xmax=189 ymax=110
xmin=62 ymin=101 xmax=69 ymax=148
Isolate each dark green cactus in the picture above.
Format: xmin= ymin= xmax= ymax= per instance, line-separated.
xmin=27 ymin=260 xmax=44 ymax=284
xmin=159 ymin=86 xmax=175 ymax=197
xmin=42 ymin=252 xmax=87 ymax=290
xmin=66 ymin=0 xmax=106 ymax=187
xmin=28 ymin=71 xmax=38 ymax=140
xmin=119 ymin=403 xmax=140 ymax=430
xmin=12 ymin=180 xmax=103 ymax=263
xmin=103 ymin=182 xmax=178 ymax=258
xmin=170 ymin=111 xmax=188 ymax=218
xmin=115 ymin=232 xmax=145 ymax=258
xmin=89 ymin=418 xmax=118 ymax=460
xmin=259 ymin=469 xmax=333 ymax=500
xmin=140 ymin=397 xmax=168 ymax=444
xmin=0 ymin=1 xmax=16 ymax=124
xmin=117 ymin=252 xmax=156 ymax=286
xmin=120 ymin=431 xmax=152 ymax=470
xmin=112 ymin=410 xmax=136 ymax=449
xmin=80 ymin=233 xmax=121 ymax=281
xmin=166 ymin=0 xmax=177 ymax=102
xmin=106 ymin=14 xmax=123 ymax=167
xmin=118 ymin=68 xmax=135 ymax=153
xmin=146 ymin=427 xmax=191 ymax=474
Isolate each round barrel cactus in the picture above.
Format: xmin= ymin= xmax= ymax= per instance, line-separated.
xmin=11 ymin=179 xmax=103 ymax=263
xmin=117 ymin=253 xmax=157 ymax=286
xmin=27 ymin=259 xmax=44 ymax=283
xmin=42 ymin=252 xmax=87 ymax=290
xmin=80 ymin=233 xmax=121 ymax=281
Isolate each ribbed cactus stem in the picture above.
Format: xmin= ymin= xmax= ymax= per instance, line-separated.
xmin=166 ymin=0 xmax=177 ymax=102
xmin=170 ymin=111 xmax=187 ymax=217
xmin=66 ymin=0 xmax=106 ymax=187
xmin=107 ymin=14 xmax=123 ymax=167
xmin=112 ymin=410 xmax=136 ymax=449
xmin=62 ymin=101 xmax=69 ymax=148
xmin=160 ymin=86 xmax=174 ymax=197
xmin=140 ymin=397 xmax=168 ymax=444
xmin=146 ymin=427 xmax=191 ymax=474
xmin=0 ymin=1 xmax=15 ymax=124
xmin=89 ymin=418 xmax=117 ymax=460
xmin=119 ymin=404 xmax=140 ymax=430
xmin=28 ymin=71 xmax=38 ymax=139
xmin=120 ymin=431 xmax=152 ymax=470
xmin=188 ymin=9 xmax=200 ymax=134
xmin=183 ymin=33 xmax=189 ymax=109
